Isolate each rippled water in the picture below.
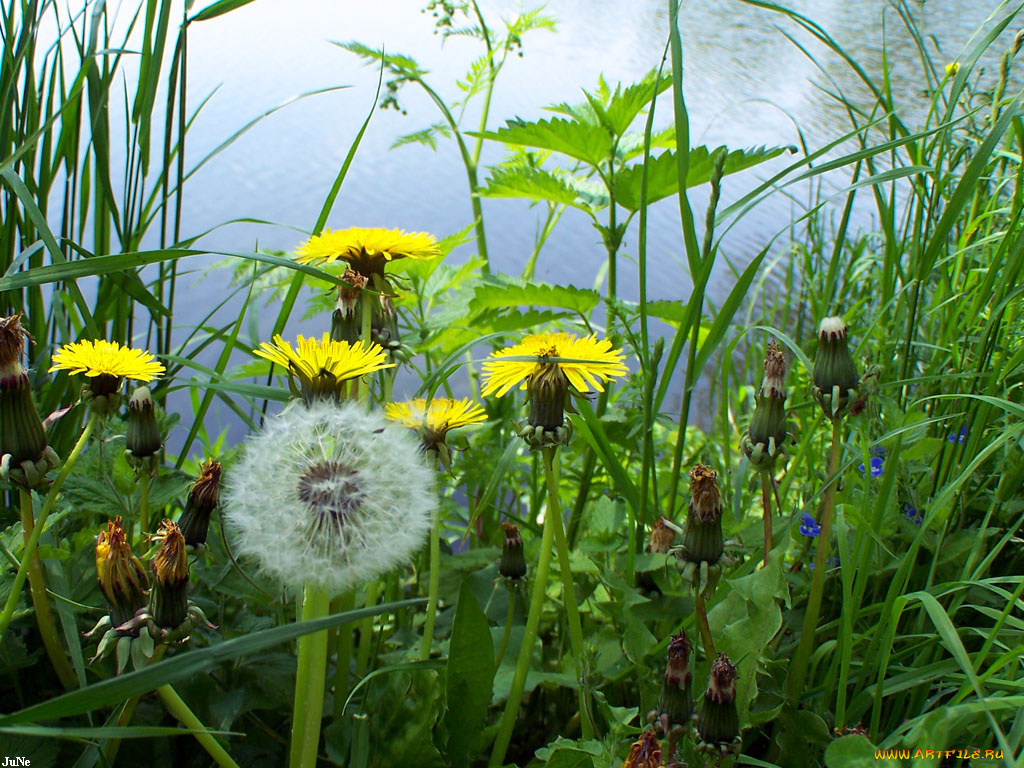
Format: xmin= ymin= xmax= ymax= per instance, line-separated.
xmin=167 ymin=0 xmax=1015 ymax=441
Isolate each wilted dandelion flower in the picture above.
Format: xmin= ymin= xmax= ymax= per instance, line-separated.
xmin=623 ymin=730 xmax=662 ymax=768
xmin=49 ymin=339 xmax=164 ymax=413
xmin=224 ymin=400 xmax=435 ymax=594
xmin=481 ymin=332 xmax=627 ymax=448
xmin=295 ymin=227 xmax=441 ymax=279
xmin=254 ymin=333 xmax=393 ymax=402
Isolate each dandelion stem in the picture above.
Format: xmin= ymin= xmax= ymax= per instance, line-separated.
xmin=17 ymin=489 xmax=76 ymax=690
xmin=695 ymin=588 xmax=715 ymax=659
xmin=786 ymin=417 xmax=843 ymax=702
xmin=158 ymin=683 xmax=241 ymax=768
xmin=760 ymin=471 xmax=773 ymax=568
xmin=102 ymin=645 xmax=167 ymax=764
xmin=331 ymin=590 xmax=356 ymax=721
xmin=543 ymin=446 xmax=594 ymax=740
xmin=419 ymin=503 xmax=441 ymax=661
xmin=355 ymin=580 xmax=380 ymax=678
xmin=139 ymin=470 xmax=151 ymax=535
xmin=494 ymin=589 xmax=516 ymax=668
xmin=489 ymin=477 xmax=557 ymax=767
xmin=289 ymin=583 xmax=331 ymax=768
xmin=0 ymin=411 xmax=99 ymax=640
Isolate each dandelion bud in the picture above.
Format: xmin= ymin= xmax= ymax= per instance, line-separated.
xmin=331 ymin=269 xmax=368 ymax=344
xmin=96 ymin=517 xmax=148 ymax=629
xmin=681 ymin=464 xmax=724 ymax=566
xmin=371 ymin=292 xmax=402 ymax=352
xmin=125 ymin=386 xmax=162 ymax=466
xmin=499 ymin=522 xmax=527 ymax=581
xmin=623 ymin=730 xmax=662 ymax=768
xmin=0 ymin=316 xmax=59 ymax=490
xmin=743 ymin=338 xmax=788 ymax=469
xmin=696 ymin=653 xmax=741 ymax=754
xmin=150 ymin=521 xmax=189 ymax=630
xmin=178 ymin=460 xmax=221 ymax=547
xmin=638 ymin=517 xmax=675 ymax=593
xmin=812 ymin=317 xmax=860 ymax=420
xmin=527 ymin=361 xmax=569 ymax=431
xmin=658 ymin=631 xmax=693 ymax=729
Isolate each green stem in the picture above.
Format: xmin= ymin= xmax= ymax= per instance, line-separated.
xmin=420 ymin=503 xmax=441 ymax=661
xmin=289 ymin=583 xmax=332 ymax=768
xmin=695 ymin=589 xmax=715 ymax=659
xmin=0 ymin=411 xmax=99 ymax=639
xmin=331 ymin=590 xmax=356 ymax=721
xmin=139 ymin=470 xmax=151 ymax=535
xmin=18 ymin=490 xmax=76 ymax=690
xmin=102 ymin=645 xmax=168 ymax=764
xmin=488 ymin=481 xmax=558 ymax=767
xmin=543 ymin=446 xmax=594 ymax=740
xmin=786 ymin=418 xmax=843 ymax=702
xmin=761 ymin=471 xmax=773 ymax=568
xmin=494 ymin=590 xmax=516 ymax=668
xmin=355 ymin=581 xmax=380 ymax=678
xmin=158 ymin=684 xmax=241 ymax=768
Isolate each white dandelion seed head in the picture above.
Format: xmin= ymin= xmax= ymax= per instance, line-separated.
xmin=223 ymin=399 xmax=435 ymax=594
xmin=818 ymin=316 xmax=847 ymax=340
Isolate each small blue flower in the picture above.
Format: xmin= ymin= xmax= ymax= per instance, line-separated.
xmin=946 ymin=426 xmax=967 ymax=444
xmin=809 ymin=556 xmax=840 ymax=571
xmin=900 ymin=503 xmax=923 ymax=526
xmin=858 ymin=456 xmax=884 ymax=477
xmin=799 ymin=512 xmax=821 ymax=538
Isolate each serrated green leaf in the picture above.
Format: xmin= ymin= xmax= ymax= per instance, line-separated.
xmin=470 ymin=117 xmax=610 ymax=167
xmin=479 ymin=166 xmax=594 ymax=211
xmin=612 ymin=145 xmax=794 ymax=212
xmin=442 ymin=581 xmax=494 ymax=767
xmin=468 ymin=280 xmax=600 ymax=315
xmin=824 ymin=735 xmax=879 ymax=768
xmin=599 ymin=69 xmax=672 ymax=136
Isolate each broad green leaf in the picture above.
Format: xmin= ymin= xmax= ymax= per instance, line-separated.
xmin=470 ymin=117 xmax=610 ymax=167
xmin=479 ymin=165 xmax=594 ymax=211
xmin=613 ymin=145 xmax=794 ymax=212
xmin=468 ymin=280 xmax=600 ymax=315
xmin=442 ymin=581 xmax=495 ymax=767
xmin=600 ymin=69 xmax=673 ymax=136
xmin=0 ymin=599 xmax=423 ymax=725
xmin=824 ymin=735 xmax=880 ymax=768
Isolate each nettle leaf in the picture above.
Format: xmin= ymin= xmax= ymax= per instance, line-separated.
xmin=442 ymin=581 xmax=494 ymax=767
xmin=334 ymin=41 xmax=425 ymax=78
xmin=391 ymin=122 xmax=452 ymax=151
xmin=598 ymin=69 xmax=672 ymax=137
xmin=468 ymin=280 xmax=600 ymax=315
xmin=612 ymin=145 xmax=794 ymax=212
xmin=479 ymin=165 xmax=594 ymax=212
xmin=470 ymin=117 xmax=610 ymax=167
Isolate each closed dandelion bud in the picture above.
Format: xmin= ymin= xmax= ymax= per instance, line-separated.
xmin=743 ymin=339 xmax=788 ymax=469
xmin=150 ymin=521 xmax=189 ymax=630
xmin=96 ymin=516 xmax=148 ymax=629
xmin=499 ymin=522 xmax=527 ymax=581
xmin=812 ymin=317 xmax=860 ymax=420
xmin=623 ymin=730 xmax=662 ymax=768
xmin=125 ymin=386 xmax=162 ymax=461
xmin=638 ymin=517 xmax=675 ymax=593
xmin=331 ymin=269 xmax=367 ymax=344
xmin=658 ymin=631 xmax=693 ymax=728
xmin=697 ymin=653 xmax=741 ymax=752
xmin=371 ymin=292 xmax=402 ymax=352
xmin=178 ymin=460 xmax=221 ymax=547
xmin=527 ymin=362 xmax=569 ymax=431
xmin=0 ymin=315 xmax=59 ymax=490
xmin=681 ymin=464 xmax=724 ymax=565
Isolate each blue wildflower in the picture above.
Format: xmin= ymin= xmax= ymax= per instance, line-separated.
xmin=809 ymin=556 xmax=840 ymax=571
xmin=901 ymin=503 xmax=923 ymax=526
xmin=858 ymin=456 xmax=884 ymax=477
xmin=799 ymin=512 xmax=821 ymax=538
xmin=946 ymin=426 xmax=967 ymax=444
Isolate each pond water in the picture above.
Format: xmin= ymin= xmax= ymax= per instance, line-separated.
xmin=164 ymin=0 xmax=1014 ymax=445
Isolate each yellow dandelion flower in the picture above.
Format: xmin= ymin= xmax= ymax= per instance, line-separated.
xmin=945 ymin=61 xmax=960 ymax=76
xmin=254 ymin=333 xmax=393 ymax=401
xmin=295 ymin=227 xmax=441 ymax=277
xmin=481 ymin=332 xmax=628 ymax=397
xmin=385 ymin=398 xmax=487 ymax=434
xmin=49 ymin=339 xmax=165 ymax=382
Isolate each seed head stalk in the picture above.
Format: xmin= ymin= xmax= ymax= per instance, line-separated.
xmin=158 ymin=684 xmax=242 ymax=768
xmin=289 ymin=583 xmax=332 ymax=768
xmin=419 ymin=501 xmax=441 ymax=661
xmin=787 ymin=417 xmax=843 ymax=702
xmin=0 ymin=410 xmax=100 ymax=640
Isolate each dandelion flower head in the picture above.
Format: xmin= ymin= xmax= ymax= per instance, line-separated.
xmin=294 ymin=227 xmax=441 ymax=278
xmin=254 ymin=333 xmax=393 ymax=400
xmin=480 ymin=332 xmax=628 ymax=398
xmin=49 ymin=339 xmax=164 ymax=382
xmin=385 ymin=398 xmax=486 ymax=438
xmin=224 ymin=400 xmax=435 ymax=593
